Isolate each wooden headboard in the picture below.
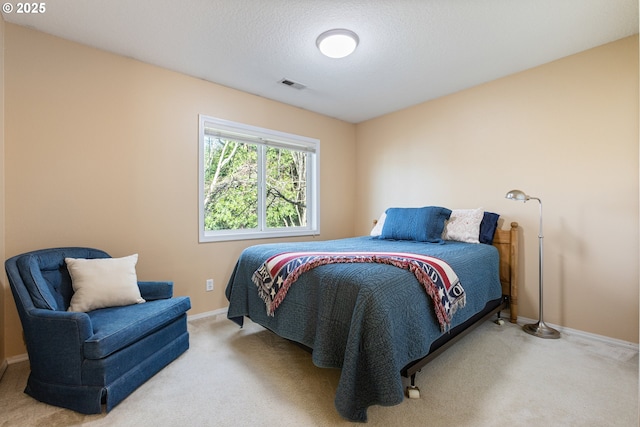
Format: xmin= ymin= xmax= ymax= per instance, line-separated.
xmin=492 ymin=222 xmax=519 ymax=323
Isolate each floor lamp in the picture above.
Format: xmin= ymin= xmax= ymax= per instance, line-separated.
xmin=505 ymin=189 xmax=560 ymax=339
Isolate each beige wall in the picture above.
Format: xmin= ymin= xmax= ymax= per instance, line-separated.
xmin=355 ymin=36 xmax=639 ymax=343
xmin=2 ymin=24 xmax=638 ymax=358
xmin=3 ymin=24 xmax=356 ymax=357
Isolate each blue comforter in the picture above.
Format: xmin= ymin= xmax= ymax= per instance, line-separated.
xmin=225 ymin=236 xmax=502 ymax=422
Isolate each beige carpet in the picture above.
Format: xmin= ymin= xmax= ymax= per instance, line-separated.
xmin=0 ymin=313 xmax=637 ymax=426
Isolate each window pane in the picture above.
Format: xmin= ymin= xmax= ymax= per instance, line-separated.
xmin=265 ymin=146 xmax=307 ymax=228
xmin=203 ymin=137 xmax=258 ymax=231
xmin=199 ymin=114 xmax=319 ymax=242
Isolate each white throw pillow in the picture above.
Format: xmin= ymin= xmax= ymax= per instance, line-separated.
xmin=442 ymin=208 xmax=484 ymax=243
xmin=66 ymin=254 xmax=145 ymax=312
xmin=370 ymin=211 xmax=387 ymax=237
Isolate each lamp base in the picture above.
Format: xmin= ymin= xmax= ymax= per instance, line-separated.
xmin=523 ymin=321 xmax=560 ymax=339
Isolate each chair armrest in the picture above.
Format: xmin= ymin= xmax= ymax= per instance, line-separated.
xmin=138 ymin=281 xmax=174 ymax=300
xmin=24 ymin=307 xmax=93 ymax=341
xmin=22 ymin=308 xmax=93 ymax=384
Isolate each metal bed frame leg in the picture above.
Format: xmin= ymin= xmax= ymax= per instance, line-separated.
xmin=402 ymin=300 xmax=508 ymax=400
xmin=406 ymin=374 xmax=421 ymax=399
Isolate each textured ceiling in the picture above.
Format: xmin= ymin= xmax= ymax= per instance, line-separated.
xmin=3 ymin=0 xmax=638 ymax=123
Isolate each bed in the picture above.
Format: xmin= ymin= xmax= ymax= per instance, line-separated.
xmin=225 ymin=208 xmax=518 ymax=422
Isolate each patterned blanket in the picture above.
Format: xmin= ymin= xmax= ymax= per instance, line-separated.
xmin=252 ymin=251 xmax=466 ymax=331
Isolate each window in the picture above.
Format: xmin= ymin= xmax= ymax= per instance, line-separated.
xmin=199 ymin=115 xmax=319 ymax=242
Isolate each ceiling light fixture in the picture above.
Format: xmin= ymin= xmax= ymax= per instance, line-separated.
xmin=316 ymin=29 xmax=359 ymax=59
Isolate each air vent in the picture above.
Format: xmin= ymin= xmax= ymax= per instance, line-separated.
xmin=279 ymin=78 xmax=307 ymax=90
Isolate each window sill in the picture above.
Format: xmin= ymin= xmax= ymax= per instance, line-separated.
xmin=199 ymin=228 xmax=320 ymax=243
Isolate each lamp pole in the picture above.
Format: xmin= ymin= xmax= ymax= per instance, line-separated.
xmin=505 ymin=189 xmax=560 ymax=339
xmin=522 ymin=196 xmax=560 ymax=339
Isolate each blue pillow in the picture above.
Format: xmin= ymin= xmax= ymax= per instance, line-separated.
xmin=479 ymin=211 xmax=500 ymax=245
xmin=380 ymin=206 xmax=452 ymax=243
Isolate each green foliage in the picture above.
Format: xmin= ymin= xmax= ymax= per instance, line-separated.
xmin=203 ymin=137 xmax=307 ymax=232
xmin=265 ymin=146 xmax=307 ymax=228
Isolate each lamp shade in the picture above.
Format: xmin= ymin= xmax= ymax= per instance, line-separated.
xmin=505 ymin=189 xmax=529 ymax=201
xmin=316 ymin=29 xmax=359 ymax=58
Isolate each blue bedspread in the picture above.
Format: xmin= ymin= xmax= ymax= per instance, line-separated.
xmin=225 ymin=236 xmax=502 ymax=422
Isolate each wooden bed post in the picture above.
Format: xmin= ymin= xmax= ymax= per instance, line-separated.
xmin=508 ymin=222 xmax=519 ymax=323
xmin=493 ymin=221 xmax=519 ymax=323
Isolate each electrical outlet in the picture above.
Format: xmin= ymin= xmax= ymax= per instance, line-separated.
xmin=206 ymin=279 xmax=214 ymax=291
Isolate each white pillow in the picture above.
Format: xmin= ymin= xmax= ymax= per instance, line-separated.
xmin=66 ymin=254 xmax=145 ymax=312
xmin=442 ymin=208 xmax=484 ymax=243
xmin=370 ymin=211 xmax=387 ymax=237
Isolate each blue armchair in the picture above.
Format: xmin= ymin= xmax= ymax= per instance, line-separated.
xmin=5 ymin=247 xmax=191 ymax=414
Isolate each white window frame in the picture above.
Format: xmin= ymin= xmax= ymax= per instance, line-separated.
xmin=198 ymin=115 xmax=320 ymax=242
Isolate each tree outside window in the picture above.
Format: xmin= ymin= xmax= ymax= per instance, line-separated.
xmin=199 ymin=116 xmax=319 ymax=242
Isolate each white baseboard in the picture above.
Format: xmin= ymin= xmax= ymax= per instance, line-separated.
xmin=517 ymin=316 xmax=639 ymax=353
xmin=5 ymin=353 xmax=29 ymax=365
xmin=188 ymin=307 xmax=228 ymax=322
xmin=188 ymin=308 xmax=639 ymax=353
xmin=7 ymin=310 xmax=629 ymax=371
